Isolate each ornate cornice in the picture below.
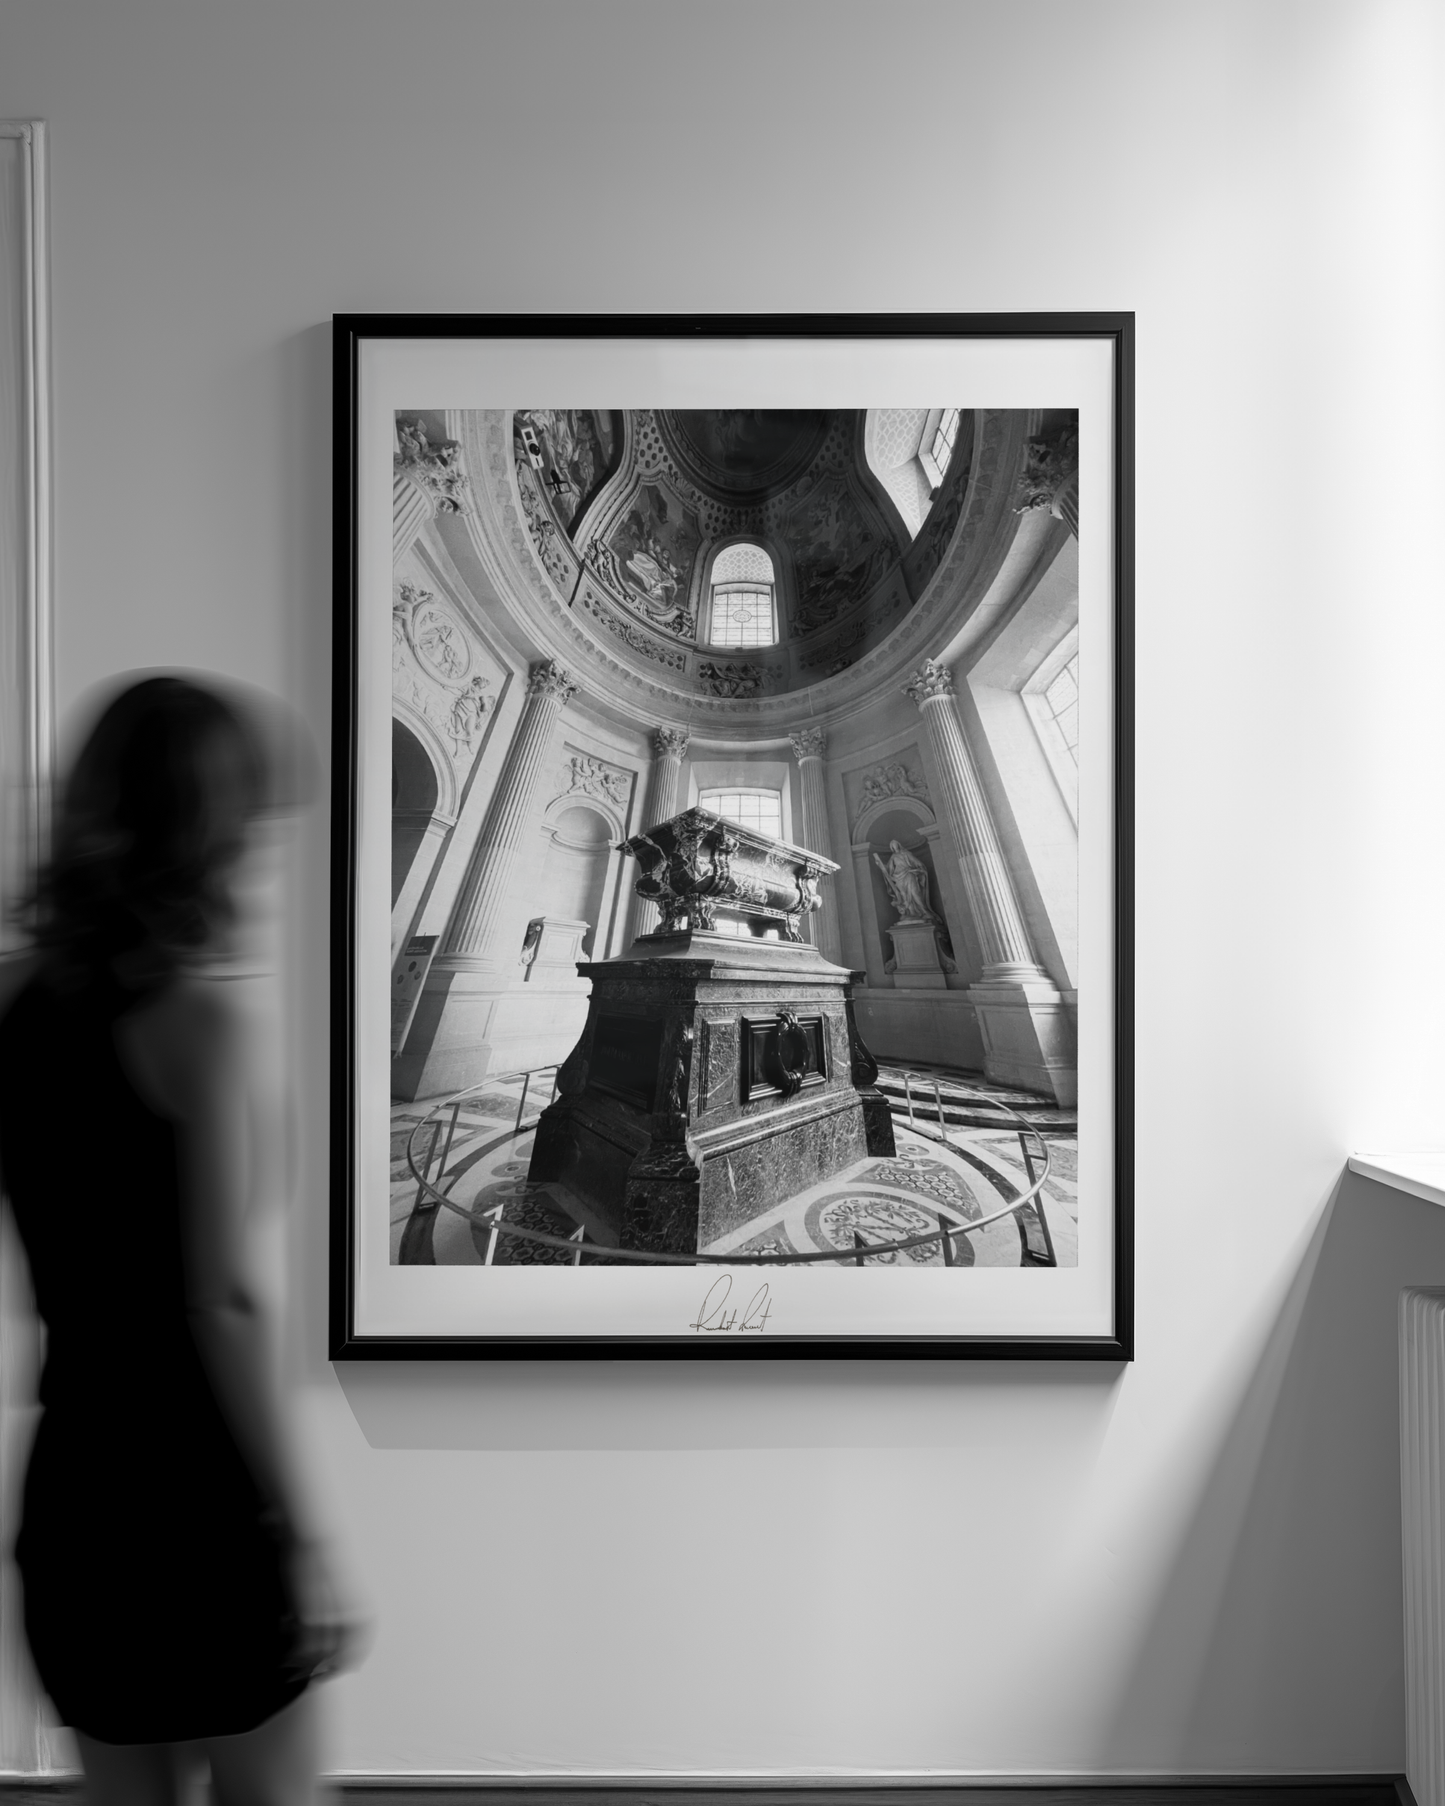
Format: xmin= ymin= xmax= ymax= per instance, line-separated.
xmin=789 ymin=725 xmax=827 ymax=762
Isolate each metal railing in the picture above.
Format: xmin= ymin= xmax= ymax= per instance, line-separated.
xmin=400 ymin=1062 xmax=1060 ymax=1268
xmin=890 ymin=1068 xmax=1057 ymax=1266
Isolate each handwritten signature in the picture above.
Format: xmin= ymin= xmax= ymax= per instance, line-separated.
xmin=689 ymin=1274 xmax=772 ymax=1334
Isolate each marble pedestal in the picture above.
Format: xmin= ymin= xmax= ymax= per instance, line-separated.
xmin=884 ymin=917 xmax=955 ymax=990
xmin=528 ymin=933 xmax=886 ymax=1256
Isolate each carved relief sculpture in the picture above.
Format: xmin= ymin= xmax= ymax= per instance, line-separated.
xmin=1014 ymin=422 xmax=1079 ymax=514
xmin=857 ymin=758 xmax=930 ymax=815
xmin=393 ymin=582 xmax=493 ymax=760
xmin=566 ymin=754 xmax=630 ymax=807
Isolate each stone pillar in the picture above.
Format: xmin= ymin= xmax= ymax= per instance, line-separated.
xmin=904 ymin=658 xmax=1076 ymax=1104
xmin=445 ymin=662 xmax=578 ymax=960
xmin=789 ymin=725 xmax=841 ymax=963
xmin=392 ymin=661 xmax=578 ymax=1100
xmin=627 ymin=726 xmax=689 ymax=941
xmin=393 ymin=417 xmax=469 ymax=562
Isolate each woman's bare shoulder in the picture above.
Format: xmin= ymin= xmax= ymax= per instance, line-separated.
xmin=120 ymin=970 xmax=249 ymax=1119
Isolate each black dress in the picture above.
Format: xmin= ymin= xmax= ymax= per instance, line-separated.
xmin=0 ymin=964 xmax=308 ymax=1744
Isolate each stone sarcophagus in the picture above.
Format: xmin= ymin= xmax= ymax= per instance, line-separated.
xmin=526 ymin=810 xmax=894 ymax=1257
xmin=624 ymin=808 xmax=828 ymax=942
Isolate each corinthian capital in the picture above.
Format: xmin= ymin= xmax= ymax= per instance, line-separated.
xmin=654 ymin=726 xmax=690 ymax=761
xmin=789 ymin=725 xmax=827 ymax=761
xmin=904 ymin=658 xmax=954 ymax=707
xmin=395 ymin=417 xmax=470 ymax=516
xmin=528 ymin=660 xmax=579 ymax=703
xmin=1013 ymin=422 xmax=1079 ymax=515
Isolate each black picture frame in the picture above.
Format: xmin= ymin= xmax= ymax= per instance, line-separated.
xmin=331 ymin=312 xmax=1134 ymax=1360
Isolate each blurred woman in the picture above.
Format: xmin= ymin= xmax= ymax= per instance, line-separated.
xmin=0 ymin=676 xmax=355 ymax=1806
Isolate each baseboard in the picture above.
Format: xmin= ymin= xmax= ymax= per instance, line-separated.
xmin=0 ymin=1774 xmax=1417 ymax=1804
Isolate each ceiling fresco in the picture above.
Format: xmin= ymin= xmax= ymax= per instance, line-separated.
xmin=504 ymin=407 xmax=976 ymax=699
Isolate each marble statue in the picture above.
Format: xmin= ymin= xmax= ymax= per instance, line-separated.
xmin=874 ymin=840 xmax=938 ymax=923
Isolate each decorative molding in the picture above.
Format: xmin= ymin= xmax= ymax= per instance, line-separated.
xmin=0 ymin=121 xmax=52 ymax=942
xmin=654 ymin=726 xmax=689 ymax=761
xmin=395 ymin=417 xmax=469 ymax=515
xmin=789 ymin=726 xmax=827 ymax=762
xmin=517 ymin=459 xmax=574 ymax=590
xmin=0 ymin=118 xmax=55 ymax=1775
xmin=697 ymin=659 xmax=777 ymax=699
xmin=577 ymin=584 xmax=689 ymax=673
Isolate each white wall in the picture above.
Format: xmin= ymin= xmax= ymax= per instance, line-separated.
xmin=3 ymin=0 xmax=1444 ymax=1777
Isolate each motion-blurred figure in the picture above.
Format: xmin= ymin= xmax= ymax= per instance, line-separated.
xmin=0 ymin=676 xmax=359 ymax=1806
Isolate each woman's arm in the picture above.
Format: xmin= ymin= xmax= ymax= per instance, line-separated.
xmin=121 ymin=977 xmax=316 ymax=1537
xmin=119 ymin=975 xmax=359 ymax=1673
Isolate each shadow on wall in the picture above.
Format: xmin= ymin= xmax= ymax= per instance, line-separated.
xmin=1100 ymin=1168 xmax=1445 ymax=1775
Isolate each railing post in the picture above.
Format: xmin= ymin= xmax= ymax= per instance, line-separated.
xmin=413 ymin=1120 xmax=442 ymax=1212
xmin=514 ymin=1071 xmax=531 ymax=1134
xmin=938 ymin=1213 xmax=955 ymax=1267
xmin=482 ymin=1202 xmax=503 ymax=1266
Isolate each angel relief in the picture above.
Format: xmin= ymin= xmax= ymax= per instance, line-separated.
xmin=393 ymin=584 xmax=493 ymax=760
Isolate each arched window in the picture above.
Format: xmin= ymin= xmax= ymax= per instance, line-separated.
xmin=864 ymin=408 xmax=965 ymax=538
xmin=918 ymin=408 xmax=961 ymax=491
xmin=698 ymin=786 xmax=783 ymax=842
xmin=706 ymin=543 xmax=777 ymax=649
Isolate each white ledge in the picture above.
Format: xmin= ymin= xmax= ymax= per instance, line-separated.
xmin=1349 ymin=1150 xmax=1445 ymax=1208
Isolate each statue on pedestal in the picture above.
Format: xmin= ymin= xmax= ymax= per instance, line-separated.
xmin=874 ymin=840 xmax=939 ymax=924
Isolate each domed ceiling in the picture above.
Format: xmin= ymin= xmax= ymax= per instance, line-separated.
xmin=507 ymin=407 xmax=974 ymax=699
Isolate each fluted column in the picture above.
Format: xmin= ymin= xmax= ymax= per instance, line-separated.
xmin=904 ymin=658 xmax=1075 ymax=1104
xmin=789 ymin=725 xmax=840 ymax=963
xmin=443 ymin=662 xmax=578 ymax=962
xmin=627 ymin=726 xmax=689 ymax=941
xmin=904 ymin=659 xmax=1048 ymax=983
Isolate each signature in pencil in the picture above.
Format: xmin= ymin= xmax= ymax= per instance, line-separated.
xmin=688 ymin=1274 xmax=772 ymax=1334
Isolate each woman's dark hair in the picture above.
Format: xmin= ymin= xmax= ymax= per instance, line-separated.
xmin=30 ymin=676 xmax=268 ymax=985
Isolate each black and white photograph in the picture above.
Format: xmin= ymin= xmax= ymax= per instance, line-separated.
xmin=336 ymin=320 xmax=1131 ymax=1352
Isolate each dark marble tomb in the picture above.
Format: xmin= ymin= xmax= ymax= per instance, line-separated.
xmin=527 ymin=809 xmax=895 ymax=1257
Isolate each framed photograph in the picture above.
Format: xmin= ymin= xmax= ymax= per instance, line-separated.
xmin=332 ymin=313 xmax=1133 ymax=1358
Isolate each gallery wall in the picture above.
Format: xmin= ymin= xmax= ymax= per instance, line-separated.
xmin=3 ymin=0 xmax=1445 ymax=1777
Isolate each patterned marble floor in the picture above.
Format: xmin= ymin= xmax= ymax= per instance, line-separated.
xmin=391 ymin=1065 xmax=1078 ymax=1268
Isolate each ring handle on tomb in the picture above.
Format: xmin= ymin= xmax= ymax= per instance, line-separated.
xmin=774 ymin=1010 xmax=808 ymax=1099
